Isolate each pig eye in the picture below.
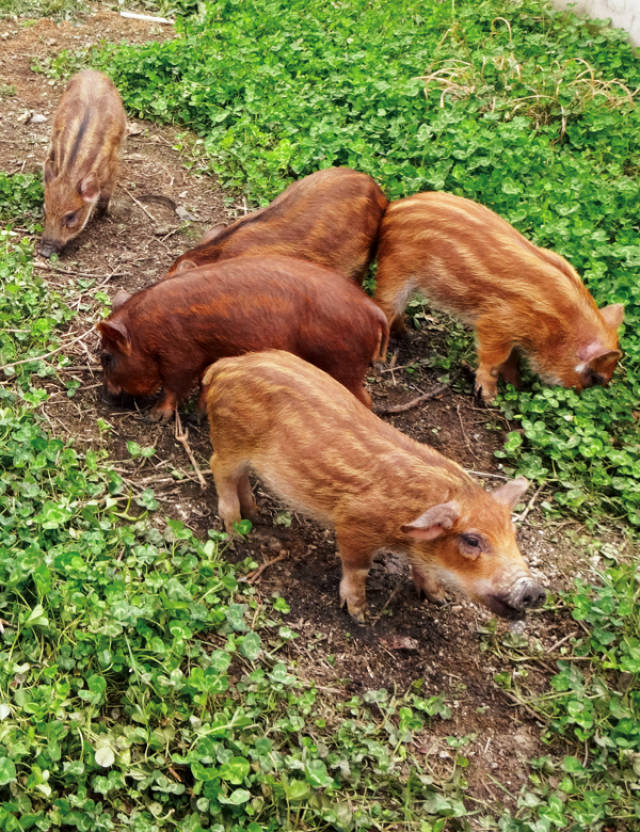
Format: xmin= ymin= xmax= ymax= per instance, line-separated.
xmin=64 ymin=211 xmax=79 ymax=227
xmin=458 ymin=533 xmax=487 ymax=559
xmin=100 ymin=352 xmax=114 ymax=369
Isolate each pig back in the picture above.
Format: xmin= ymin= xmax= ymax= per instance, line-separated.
xmin=46 ymin=70 xmax=126 ymax=189
xmin=375 ymin=191 xmax=605 ymax=332
xmin=204 ymin=348 xmax=471 ymax=524
xmin=167 ymin=167 xmax=387 ymax=280
xmin=113 ymin=255 xmax=388 ymax=400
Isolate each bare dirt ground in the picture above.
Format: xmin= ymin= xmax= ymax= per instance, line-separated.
xmin=0 ymin=3 xmax=602 ymax=815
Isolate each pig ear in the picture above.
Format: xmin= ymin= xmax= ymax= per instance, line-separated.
xmin=588 ymin=349 xmax=621 ymax=378
xmin=492 ymin=476 xmax=529 ymax=509
xmin=173 ymin=258 xmax=197 ymax=274
xmin=44 ymin=158 xmax=57 ymax=185
xmin=112 ymin=289 xmax=131 ymax=311
xmin=78 ymin=173 xmax=99 ymax=203
xmin=600 ymin=303 xmax=624 ymax=330
xmin=578 ymin=338 xmax=621 ymax=366
xmin=97 ymin=319 xmax=131 ymax=354
xmin=199 ymin=223 xmax=227 ymax=244
xmin=401 ymin=501 xmax=460 ymax=541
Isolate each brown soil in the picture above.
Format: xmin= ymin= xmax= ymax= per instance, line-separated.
xmin=0 ymin=4 xmax=597 ymax=821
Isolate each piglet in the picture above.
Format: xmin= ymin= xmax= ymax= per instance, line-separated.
xmin=167 ymin=167 xmax=387 ymax=281
xmin=40 ymin=70 xmax=126 ymax=258
xmin=204 ymin=349 xmax=545 ymax=623
xmin=97 ymin=255 xmax=389 ymax=421
xmin=374 ymin=191 xmax=624 ymax=401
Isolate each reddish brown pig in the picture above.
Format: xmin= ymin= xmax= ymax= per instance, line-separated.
xmin=374 ymin=192 xmax=624 ymax=402
xmin=167 ymin=167 xmax=387 ymax=280
xmin=97 ymin=255 xmax=388 ymax=421
xmin=204 ymin=350 xmax=545 ymax=622
xmin=40 ymin=70 xmax=126 ymax=258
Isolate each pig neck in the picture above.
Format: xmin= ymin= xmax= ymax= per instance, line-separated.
xmin=324 ymin=415 xmax=475 ymax=542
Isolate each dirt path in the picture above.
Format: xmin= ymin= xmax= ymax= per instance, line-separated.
xmin=0 ymin=3 xmax=587 ymax=812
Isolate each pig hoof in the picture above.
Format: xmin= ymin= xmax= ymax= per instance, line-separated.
xmin=390 ymin=316 xmax=408 ymax=338
xmin=420 ymin=591 xmax=446 ymax=606
xmin=473 ymin=385 xmax=494 ymax=406
xmin=342 ymin=599 xmax=368 ymax=623
xmin=349 ymin=607 xmax=367 ymax=624
xmin=147 ymin=407 xmax=173 ymax=423
xmin=340 ymin=592 xmax=368 ymax=623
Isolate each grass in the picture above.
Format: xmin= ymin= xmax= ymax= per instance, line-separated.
xmin=1 ymin=0 xmax=640 ymax=829
xmin=0 ymin=0 xmax=84 ymax=20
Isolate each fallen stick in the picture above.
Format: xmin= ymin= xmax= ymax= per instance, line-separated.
xmin=174 ymin=412 xmax=207 ymax=490
xmin=374 ymin=383 xmax=447 ymax=414
xmin=120 ymin=11 xmax=174 ymax=24
xmin=247 ymin=551 xmax=288 ymax=585
xmin=123 ymin=186 xmax=158 ymax=224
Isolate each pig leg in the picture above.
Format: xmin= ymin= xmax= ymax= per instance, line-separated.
xmin=497 ymin=349 xmax=521 ymax=388
xmin=327 ymin=363 xmax=373 ymax=409
xmin=375 ymin=272 xmax=418 ymax=336
xmin=474 ymin=324 xmax=516 ymax=403
xmin=412 ymin=566 xmax=446 ymax=604
xmin=353 ymin=385 xmax=372 ymax=408
xmin=336 ymin=533 xmax=374 ymax=622
xmin=96 ymin=188 xmax=112 ymax=217
xmin=210 ymin=452 xmax=247 ymax=532
xmin=237 ymin=473 xmax=257 ymax=520
xmin=390 ymin=316 xmax=408 ymax=337
xmin=197 ymin=384 xmax=209 ymax=419
xmin=149 ymin=390 xmax=177 ymax=422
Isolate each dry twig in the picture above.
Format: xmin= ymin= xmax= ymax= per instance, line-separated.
xmin=246 ymin=551 xmax=289 ymax=584
xmin=374 ymin=383 xmax=447 ymax=414
xmin=0 ymin=328 xmax=94 ymax=373
xmin=123 ymin=186 xmax=159 ymax=223
xmin=174 ymin=411 xmax=207 ymax=490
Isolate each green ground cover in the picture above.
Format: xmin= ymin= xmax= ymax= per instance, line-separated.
xmin=1 ymin=0 xmax=639 ymax=829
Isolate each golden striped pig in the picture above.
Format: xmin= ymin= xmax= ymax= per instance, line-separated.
xmin=374 ymin=192 xmax=624 ymax=402
xmin=205 ymin=350 xmax=545 ymax=623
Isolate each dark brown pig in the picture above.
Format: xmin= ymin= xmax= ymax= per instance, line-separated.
xmin=97 ymin=256 xmax=389 ymax=421
xmin=167 ymin=167 xmax=387 ymax=281
xmin=40 ymin=70 xmax=126 ymax=258
xmin=204 ymin=350 xmax=546 ymax=623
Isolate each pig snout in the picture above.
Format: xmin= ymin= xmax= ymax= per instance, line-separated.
xmin=101 ymin=376 xmax=123 ymax=399
xmin=486 ymin=577 xmax=546 ymax=620
xmin=38 ymin=238 xmax=62 ymax=259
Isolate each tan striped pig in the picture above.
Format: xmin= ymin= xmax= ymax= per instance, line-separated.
xmin=40 ymin=70 xmax=126 ymax=257
xmin=204 ymin=350 xmax=545 ymax=623
xmin=374 ymin=192 xmax=624 ymax=402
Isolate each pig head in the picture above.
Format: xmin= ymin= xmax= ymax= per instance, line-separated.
xmin=398 ymin=477 xmax=544 ymax=621
xmin=41 ymin=168 xmax=102 ymax=258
